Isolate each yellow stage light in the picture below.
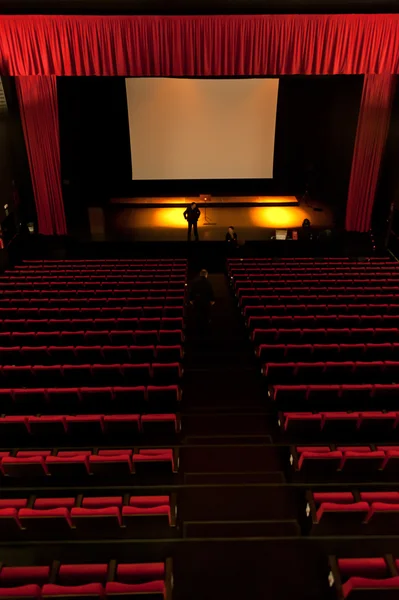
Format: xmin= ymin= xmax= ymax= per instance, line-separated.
xmin=249 ymin=206 xmax=309 ymax=228
xmin=152 ymin=208 xmax=187 ymax=228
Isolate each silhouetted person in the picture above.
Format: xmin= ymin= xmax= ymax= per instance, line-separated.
xmin=225 ymin=226 xmax=238 ymax=252
xmin=183 ymin=202 xmax=201 ymax=242
xmin=300 ymin=218 xmax=313 ymax=241
xmin=189 ymin=269 xmax=215 ymax=329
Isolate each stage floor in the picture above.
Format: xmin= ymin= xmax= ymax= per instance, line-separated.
xmin=92 ymin=200 xmax=334 ymax=242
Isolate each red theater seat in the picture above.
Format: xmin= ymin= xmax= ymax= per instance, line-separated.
xmin=0 ymin=584 xmax=42 ymax=598
xmin=46 ymin=452 xmax=91 ymax=478
xmin=141 ymin=414 xmax=178 ymax=435
xmin=42 ymin=583 xmax=103 ymax=599
xmin=57 ymin=564 xmax=108 ymax=585
xmin=89 ymin=450 xmax=133 ymax=476
xmin=133 ymin=449 xmax=176 ymax=475
xmin=71 ymin=507 xmax=122 ymax=533
xmin=105 ymin=580 xmax=165 ymax=599
xmin=282 ymin=413 xmax=322 ymax=434
xmin=104 ymin=414 xmax=140 ymax=436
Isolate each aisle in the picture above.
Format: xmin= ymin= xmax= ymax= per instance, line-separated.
xmin=182 ymin=271 xmax=281 ymax=450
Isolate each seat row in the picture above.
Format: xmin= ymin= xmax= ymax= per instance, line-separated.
xmin=0 ymin=298 xmax=184 ymax=309
xmin=329 ymin=556 xmax=399 ymax=599
xmin=244 ymin=303 xmax=399 ymax=317
xmin=240 ymin=293 xmax=399 ymax=305
xmin=0 ymin=448 xmax=178 ymax=478
xmin=0 ymin=317 xmax=184 ymax=332
xmin=0 ymin=270 xmax=188 ymax=283
xmin=307 ymin=491 xmax=399 ymax=535
xmin=236 ymin=273 xmax=399 ymax=293
xmin=230 ymin=266 xmax=399 ymax=274
xmin=0 ymin=282 xmax=186 ymax=292
xmin=0 ymin=560 xmax=172 ymax=600
xmin=0 ymin=386 xmax=181 ymax=414
xmin=291 ymin=445 xmax=399 ymax=476
xmin=0 ymin=413 xmax=180 ymax=439
xmin=0 ymin=307 xmax=184 ymax=319
xmin=0 ymin=495 xmax=175 ymax=538
xmin=272 ymin=383 xmax=399 ymax=405
xmin=23 ymin=258 xmax=186 ymax=263
xmin=239 ymin=287 xmax=399 ymax=297
xmin=257 ymin=342 xmax=399 ymax=362
xmin=265 ymin=360 xmax=399 ymax=384
xmin=0 ymin=364 xmax=182 ymax=387
xmin=254 ymin=328 xmax=399 ymax=345
xmin=0 ymin=289 xmax=185 ymax=299
xmin=0 ymin=332 xmax=183 ymax=347
xmin=281 ymin=411 xmax=399 ymax=436
xmin=248 ymin=314 xmax=399 ymax=329
xmin=227 ymin=257 xmax=392 ymax=263
xmin=234 ymin=271 xmax=399 ymax=281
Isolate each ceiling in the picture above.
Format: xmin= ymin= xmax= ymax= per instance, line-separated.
xmin=1 ymin=0 xmax=399 ymax=14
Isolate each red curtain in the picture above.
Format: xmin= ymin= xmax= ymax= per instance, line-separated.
xmin=345 ymin=74 xmax=396 ymax=232
xmin=2 ymin=15 xmax=398 ymax=234
xmin=16 ymin=76 xmax=66 ymax=235
xmin=1 ymin=15 xmax=399 ymax=76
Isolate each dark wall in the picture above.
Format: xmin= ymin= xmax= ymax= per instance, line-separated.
xmin=1 ymin=77 xmax=36 ymax=236
xmin=58 ymin=76 xmax=362 ymax=231
xmin=373 ymin=78 xmax=399 ymax=243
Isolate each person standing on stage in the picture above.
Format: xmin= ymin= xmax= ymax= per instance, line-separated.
xmin=183 ymin=202 xmax=201 ymax=242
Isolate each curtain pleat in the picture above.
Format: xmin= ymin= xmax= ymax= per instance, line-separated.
xmin=345 ymin=75 xmax=396 ymax=232
xmin=16 ymin=76 xmax=66 ymax=236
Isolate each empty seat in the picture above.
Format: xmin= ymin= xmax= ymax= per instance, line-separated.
xmin=141 ymin=415 xmax=178 ymax=435
xmin=71 ymin=506 xmax=121 ymax=534
xmin=112 ymin=387 xmax=146 ymax=412
xmin=2 ymin=451 xmax=51 ymax=477
xmin=46 ymin=452 xmax=91 ymax=477
xmin=89 ymin=450 xmax=133 ymax=477
xmin=103 ymin=415 xmax=140 ymax=436
xmin=133 ymin=449 xmax=176 ymax=476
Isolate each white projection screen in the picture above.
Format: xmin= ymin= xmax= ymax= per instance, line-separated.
xmin=125 ymin=78 xmax=279 ymax=180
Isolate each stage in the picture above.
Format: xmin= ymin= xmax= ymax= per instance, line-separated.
xmin=90 ymin=196 xmax=334 ymax=242
xmin=110 ymin=195 xmax=300 ymax=207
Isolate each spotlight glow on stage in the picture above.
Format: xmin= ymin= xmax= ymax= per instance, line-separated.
xmin=249 ymin=207 xmax=310 ymax=228
xmin=152 ymin=208 xmax=188 ymax=228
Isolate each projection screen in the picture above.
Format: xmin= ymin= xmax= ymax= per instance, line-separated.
xmin=125 ymin=78 xmax=279 ymax=180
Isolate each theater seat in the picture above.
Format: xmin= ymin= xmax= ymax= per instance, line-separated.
xmin=89 ymin=450 xmax=133 ymax=477
xmin=0 ymin=584 xmax=42 ymax=599
xmin=133 ymin=449 xmax=176 ymax=476
xmin=342 ymin=576 xmax=399 ymax=599
xmin=46 ymin=452 xmax=91 ymax=478
xmin=103 ymin=415 xmax=140 ymax=436
xmin=105 ymin=580 xmax=165 ymax=599
xmin=57 ymin=564 xmax=108 ymax=585
xmin=42 ymin=583 xmax=103 ymax=599
xmin=0 ymin=566 xmax=50 ymax=585
xmin=71 ymin=507 xmax=121 ymax=535
xmin=2 ymin=452 xmax=51 ymax=478
xmin=314 ymin=502 xmax=369 ymax=535
xmin=141 ymin=414 xmax=179 ymax=435
xmin=19 ymin=507 xmax=73 ymax=535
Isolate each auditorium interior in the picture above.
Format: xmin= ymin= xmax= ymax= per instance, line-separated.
xmin=2 ymin=1 xmax=399 ymax=599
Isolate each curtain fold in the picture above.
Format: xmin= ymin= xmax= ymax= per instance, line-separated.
xmin=345 ymin=74 xmax=396 ymax=232
xmin=16 ymin=76 xmax=66 ymax=236
xmin=4 ymin=16 xmax=399 ymax=235
xmin=1 ymin=15 xmax=399 ymax=76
